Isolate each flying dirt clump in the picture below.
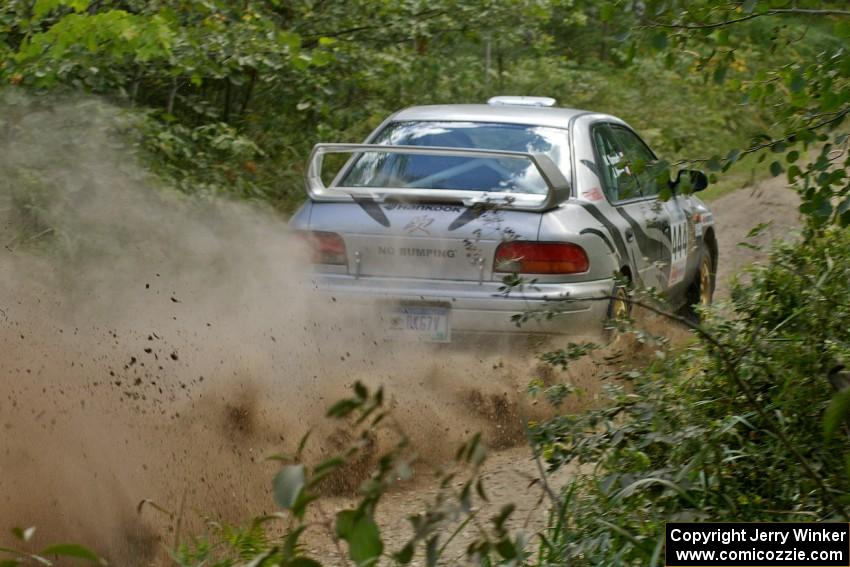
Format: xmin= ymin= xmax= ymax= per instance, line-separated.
xmin=0 ymin=91 xmax=592 ymax=564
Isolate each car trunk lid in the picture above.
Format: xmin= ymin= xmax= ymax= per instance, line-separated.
xmin=308 ymin=201 xmax=542 ymax=281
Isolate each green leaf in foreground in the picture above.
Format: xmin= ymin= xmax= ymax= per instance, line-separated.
xmin=337 ymin=511 xmax=383 ymax=566
xmin=746 ymin=221 xmax=772 ymax=238
xmin=272 ymin=464 xmax=306 ymax=510
xmin=40 ymin=543 xmax=100 ymax=562
xmin=789 ymin=71 xmax=806 ymax=93
xmin=824 ymin=388 xmax=850 ymax=441
xmin=393 ymin=542 xmax=415 ymax=564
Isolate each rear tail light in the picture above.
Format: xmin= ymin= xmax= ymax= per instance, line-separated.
xmin=299 ymin=231 xmax=347 ymax=265
xmin=494 ymin=241 xmax=589 ymax=274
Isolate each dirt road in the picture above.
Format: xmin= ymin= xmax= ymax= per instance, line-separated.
xmin=0 ymin=103 xmax=801 ymax=567
xmin=711 ymin=175 xmax=801 ymax=298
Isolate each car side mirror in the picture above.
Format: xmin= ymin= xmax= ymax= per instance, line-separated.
xmin=671 ymin=169 xmax=709 ymax=193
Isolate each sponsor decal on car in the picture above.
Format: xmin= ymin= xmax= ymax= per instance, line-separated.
xmin=404 ymin=215 xmax=435 ymax=235
xmin=669 ymin=218 xmax=689 ymax=285
xmin=582 ymin=187 xmax=605 ymax=201
xmin=377 ymin=246 xmax=457 ymax=258
xmin=384 ymin=203 xmax=463 ymax=212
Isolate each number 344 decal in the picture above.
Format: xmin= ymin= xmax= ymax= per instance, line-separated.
xmin=668 ymin=216 xmax=690 ymax=286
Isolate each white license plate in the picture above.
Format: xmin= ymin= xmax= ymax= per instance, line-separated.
xmin=386 ymin=305 xmax=451 ymax=343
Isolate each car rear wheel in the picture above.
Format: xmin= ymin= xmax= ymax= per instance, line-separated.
xmin=681 ymin=245 xmax=715 ymax=323
xmin=605 ymin=275 xmax=632 ymax=340
xmin=610 ymin=285 xmax=631 ymax=321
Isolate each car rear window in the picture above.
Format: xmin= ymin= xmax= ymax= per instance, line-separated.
xmin=337 ymin=121 xmax=570 ymax=195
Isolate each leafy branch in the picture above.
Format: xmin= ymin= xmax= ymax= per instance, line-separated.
xmin=672 ymin=105 xmax=850 ymax=170
xmin=571 ymin=291 xmax=850 ymax=520
xmin=648 ymin=7 xmax=850 ymax=31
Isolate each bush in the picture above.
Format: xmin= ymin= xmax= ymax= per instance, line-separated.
xmin=530 ymin=226 xmax=850 ymax=565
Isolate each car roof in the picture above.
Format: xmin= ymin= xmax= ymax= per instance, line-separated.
xmin=390 ymin=104 xmax=602 ymax=129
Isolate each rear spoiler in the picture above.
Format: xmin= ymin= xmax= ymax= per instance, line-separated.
xmin=305 ymin=143 xmax=571 ymax=211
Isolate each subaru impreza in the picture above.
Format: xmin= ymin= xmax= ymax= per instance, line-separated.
xmin=290 ymin=96 xmax=717 ymax=342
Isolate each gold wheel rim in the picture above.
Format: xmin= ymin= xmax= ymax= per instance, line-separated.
xmin=612 ymin=287 xmax=629 ymax=320
xmin=699 ymin=255 xmax=713 ymax=306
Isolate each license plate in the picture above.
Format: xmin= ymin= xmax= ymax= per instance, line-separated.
xmin=385 ymin=305 xmax=451 ymax=343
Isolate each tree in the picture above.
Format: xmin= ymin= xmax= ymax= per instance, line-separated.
xmin=633 ymin=0 xmax=850 ymax=227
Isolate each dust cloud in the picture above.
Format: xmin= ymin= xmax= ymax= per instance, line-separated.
xmin=0 ymin=92 xmax=607 ymax=564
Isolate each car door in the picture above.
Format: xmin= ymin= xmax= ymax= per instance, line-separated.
xmin=609 ymin=125 xmax=691 ymax=298
xmin=590 ymin=123 xmax=665 ymax=290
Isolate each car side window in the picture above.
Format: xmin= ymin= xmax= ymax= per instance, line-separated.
xmin=611 ymin=126 xmax=659 ymax=197
xmin=591 ymin=124 xmax=641 ymax=202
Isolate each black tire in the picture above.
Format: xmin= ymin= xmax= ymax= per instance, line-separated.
xmin=681 ymin=244 xmax=715 ymax=323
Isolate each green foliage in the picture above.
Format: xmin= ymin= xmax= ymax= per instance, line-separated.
xmin=530 ymin=227 xmax=850 ymax=565
xmin=634 ymin=0 xmax=850 ymax=225
xmin=1 ymin=0 xmax=778 ymax=210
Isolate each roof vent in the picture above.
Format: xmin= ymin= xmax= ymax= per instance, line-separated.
xmin=487 ymin=96 xmax=557 ymax=107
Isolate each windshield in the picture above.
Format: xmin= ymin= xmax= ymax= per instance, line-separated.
xmin=337 ymin=121 xmax=570 ymax=195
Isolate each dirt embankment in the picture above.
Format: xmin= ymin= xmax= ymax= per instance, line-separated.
xmin=0 ymin=94 xmax=801 ymax=564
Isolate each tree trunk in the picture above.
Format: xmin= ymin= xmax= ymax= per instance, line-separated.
xmin=223 ymin=78 xmax=232 ymax=122
xmin=166 ymin=77 xmax=178 ymax=115
xmin=239 ymin=69 xmax=257 ymax=117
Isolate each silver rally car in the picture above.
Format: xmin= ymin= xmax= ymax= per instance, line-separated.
xmin=290 ymin=96 xmax=717 ymax=342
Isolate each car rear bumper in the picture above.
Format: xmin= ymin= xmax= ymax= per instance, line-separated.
xmin=303 ymin=274 xmax=615 ymax=337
